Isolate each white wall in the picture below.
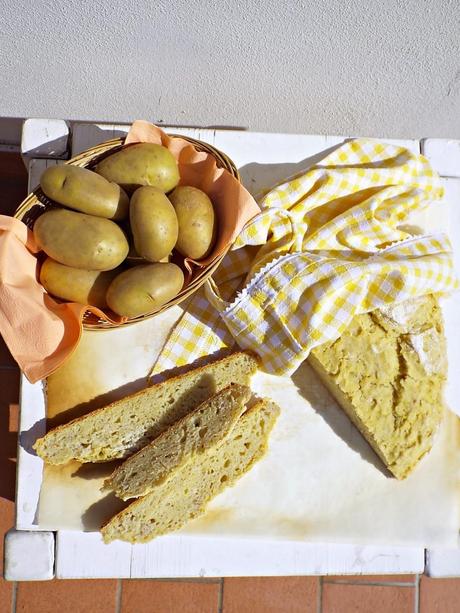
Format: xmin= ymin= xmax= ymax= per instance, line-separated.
xmin=1 ymin=0 xmax=459 ymax=138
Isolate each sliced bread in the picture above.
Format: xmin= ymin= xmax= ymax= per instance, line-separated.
xmin=101 ymin=398 xmax=280 ymax=543
xmin=105 ymin=383 xmax=252 ymax=500
xmin=308 ymin=295 xmax=446 ymax=479
xmin=34 ymin=351 xmax=259 ymax=464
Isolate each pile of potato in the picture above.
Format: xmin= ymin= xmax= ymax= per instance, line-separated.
xmin=34 ymin=143 xmax=216 ymax=318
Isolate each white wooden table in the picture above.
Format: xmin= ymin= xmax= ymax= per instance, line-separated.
xmin=5 ymin=119 xmax=460 ymax=580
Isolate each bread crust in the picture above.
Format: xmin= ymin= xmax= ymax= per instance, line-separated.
xmin=34 ymin=351 xmax=259 ymax=464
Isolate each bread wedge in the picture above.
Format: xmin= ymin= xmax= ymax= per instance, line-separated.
xmin=101 ymin=398 xmax=280 ymax=543
xmin=34 ymin=351 xmax=258 ymax=464
xmin=105 ymin=384 xmax=252 ymax=500
xmin=308 ymin=295 xmax=446 ymax=479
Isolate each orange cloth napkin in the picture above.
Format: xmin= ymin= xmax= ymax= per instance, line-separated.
xmin=0 ymin=217 xmax=84 ymax=382
xmin=0 ymin=122 xmax=258 ymax=382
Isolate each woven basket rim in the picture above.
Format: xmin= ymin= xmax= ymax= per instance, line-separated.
xmin=14 ymin=133 xmax=240 ymax=330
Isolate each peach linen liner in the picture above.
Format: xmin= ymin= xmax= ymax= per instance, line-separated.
xmin=0 ymin=121 xmax=259 ymax=382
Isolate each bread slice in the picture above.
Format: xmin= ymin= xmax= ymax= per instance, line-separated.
xmin=34 ymin=351 xmax=258 ymax=464
xmin=308 ymin=295 xmax=446 ymax=479
xmin=105 ymin=384 xmax=252 ymax=500
xmin=101 ymin=398 xmax=280 ymax=543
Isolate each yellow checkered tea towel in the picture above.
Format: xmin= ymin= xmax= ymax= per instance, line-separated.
xmin=153 ymin=139 xmax=458 ymax=376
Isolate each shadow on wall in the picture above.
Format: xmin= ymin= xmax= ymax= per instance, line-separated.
xmin=0 ymin=117 xmax=24 ymax=146
xmin=0 ymin=369 xmax=20 ymax=503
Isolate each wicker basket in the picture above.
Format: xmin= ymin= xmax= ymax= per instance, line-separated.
xmin=14 ymin=135 xmax=240 ymax=330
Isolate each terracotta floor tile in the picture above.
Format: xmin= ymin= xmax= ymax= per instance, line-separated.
xmin=0 ymin=152 xmax=27 ymax=374
xmin=0 ymin=368 xmax=20 ymax=403
xmin=16 ymin=579 xmax=118 ymax=613
xmin=0 ymin=498 xmax=15 ymax=572
xmin=324 ymin=574 xmax=416 ymax=583
xmin=0 ymin=369 xmax=20 ymax=502
xmin=0 ymin=336 xmax=16 ymax=368
xmin=322 ymin=583 xmax=414 ymax=613
xmin=420 ymin=576 xmax=460 ymax=613
xmin=0 ymin=151 xmax=28 ymax=216
xmin=222 ymin=577 xmax=318 ymax=613
xmin=0 ymin=369 xmax=19 ymax=572
xmin=0 ymin=152 xmax=27 ymax=607
xmin=0 ymin=578 xmax=13 ymax=613
xmin=121 ymin=579 xmax=220 ymax=613
xmin=9 ymin=401 xmax=19 ymax=433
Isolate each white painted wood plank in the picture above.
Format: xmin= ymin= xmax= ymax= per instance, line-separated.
xmin=28 ymin=158 xmax=60 ymax=192
xmin=213 ymin=131 xmax=419 ymax=196
xmin=55 ymin=532 xmax=132 ymax=579
xmin=18 ymin=125 xmax=437 ymax=579
xmin=367 ymin=137 xmax=419 ymax=153
xmin=426 ymin=546 xmax=460 ymax=577
xmin=16 ymin=376 xmax=46 ymax=531
xmin=422 ymin=139 xmax=460 ymax=178
xmin=131 ymin=538 xmax=424 ymax=578
xmin=21 ymin=118 xmax=69 ymax=162
xmin=16 ymin=158 xmax=63 ymax=531
xmin=70 ymin=123 xmax=216 ymax=157
xmin=187 ymin=128 xmax=216 ymax=145
xmin=154 ymin=127 xmax=217 ymax=142
xmin=213 ymin=131 xmax=344 ymax=196
xmin=208 ymin=131 xmax=419 ymax=169
xmin=55 ymin=531 xmax=424 ymax=578
xmin=4 ymin=530 xmax=54 ymax=581
xmin=70 ymin=121 xmax=419 ymax=195
xmin=438 ymin=178 xmax=460 ymax=417
xmin=408 ymin=170 xmax=460 ymax=576
xmin=71 ymin=123 xmax=129 ymax=155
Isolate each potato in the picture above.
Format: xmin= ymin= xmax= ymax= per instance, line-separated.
xmin=40 ymin=258 xmax=119 ymax=308
xmin=106 ymin=263 xmax=184 ymax=317
xmin=95 ymin=143 xmax=179 ymax=193
xmin=40 ymin=165 xmax=129 ymax=220
xmin=34 ymin=209 xmax=129 ymax=271
xmin=168 ymin=186 xmax=216 ymax=259
xmin=126 ymin=244 xmax=171 ymax=267
xmin=130 ymin=187 xmax=178 ymax=262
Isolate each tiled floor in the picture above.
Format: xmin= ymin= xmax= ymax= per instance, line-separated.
xmin=1 ymin=151 xmax=460 ymax=612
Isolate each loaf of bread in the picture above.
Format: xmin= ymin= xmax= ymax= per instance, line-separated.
xmin=34 ymin=351 xmax=258 ymax=464
xmin=308 ymin=295 xmax=446 ymax=479
xmin=101 ymin=397 xmax=280 ymax=543
xmin=105 ymin=384 xmax=252 ymax=500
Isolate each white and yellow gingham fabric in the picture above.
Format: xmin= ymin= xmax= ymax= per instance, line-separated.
xmin=153 ymin=139 xmax=458 ymax=376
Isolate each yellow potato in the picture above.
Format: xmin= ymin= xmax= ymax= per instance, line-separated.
xmin=106 ymin=263 xmax=184 ymax=317
xmin=40 ymin=258 xmax=119 ymax=308
xmin=34 ymin=209 xmax=129 ymax=271
xmin=130 ymin=187 xmax=178 ymax=262
xmin=168 ymin=186 xmax=216 ymax=259
xmin=126 ymin=244 xmax=171 ymax=267
xmin=95 ymin=143 xmax=180 ymax=193
xmin=40 ymin=165 xmax=129 ymax=220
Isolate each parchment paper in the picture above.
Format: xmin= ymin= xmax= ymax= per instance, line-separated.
xmin=34 ymin=200 xmax=460 ymax=547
